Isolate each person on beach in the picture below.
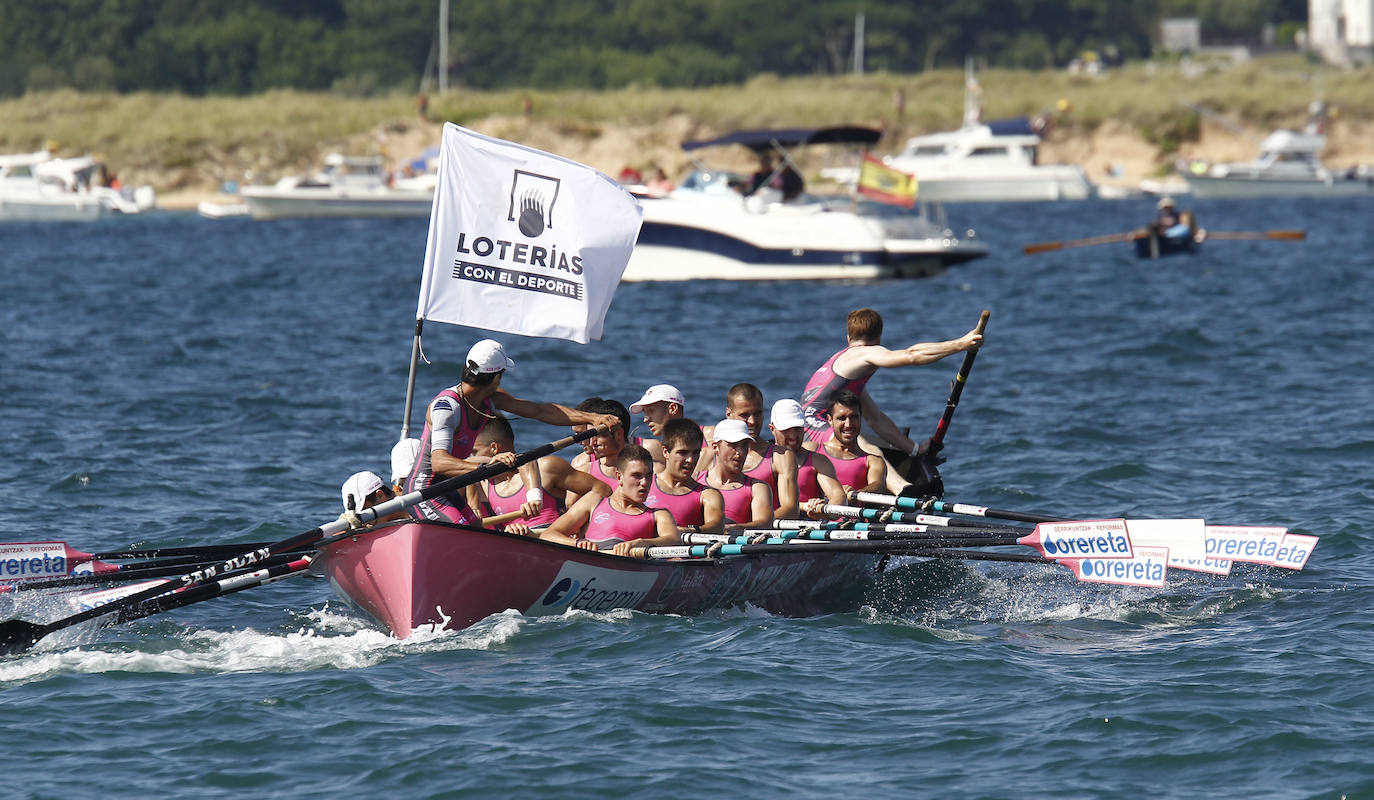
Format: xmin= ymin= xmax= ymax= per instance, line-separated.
xmin=816 ymin=390 xmax=885 ymax=495
xmin=699 ymin=418 xmax=773 ymax=528
xmin=406 ymin=339 xmax=620 ymax=526
xmin=799 ymin=308 xmax=982 ymax=493
xmin=539 ymin=445 xmax=681 ymax=557
xmin=644 ymin=418 xmax=724 ymax=533
xmin=628 ymin=383 xmax=686 ymax=466
xmin=465 ymin=415 xmax=612 ymax=535
xmin=569 ymin=397 xmax=633 ymax=496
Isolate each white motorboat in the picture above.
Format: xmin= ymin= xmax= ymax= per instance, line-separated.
xmin=238 ymin=153 xmax=434 ymax=220
xmin=623 ymin=127 xmax=987 ymax=282
xmin=0 ymin=150 xmax=150 ymax=222
xmin=1179 ymin=127 xmax=1374 ymax=198
xmin=821 ymin=65 xmax=1093 ymax=203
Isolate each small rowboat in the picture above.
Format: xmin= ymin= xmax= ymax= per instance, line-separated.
xmin=318 ymin=521 xmax=879 ymax=638
xmin=1132 ymin=226 xmax=1205 ymax=259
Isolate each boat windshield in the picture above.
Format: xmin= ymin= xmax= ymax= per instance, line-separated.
xmin=677 ymin=169 xmax=743 ymax=195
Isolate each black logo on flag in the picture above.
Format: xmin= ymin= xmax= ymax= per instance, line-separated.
xmin=508 ymin=170 xmax=561 ymax=237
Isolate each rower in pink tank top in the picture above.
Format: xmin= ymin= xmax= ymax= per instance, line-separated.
xmin=743 ymin=444 xmax=777 ymax=502
xmin=799 ymin=347 xmax=875 ymax=444
xmin=485 ymin=481 xmax=559 ymax=528
xmin=795 ymin=450 xmax=822 ymax=503
xmin=699 ymin=472 xmax=762 ymax=524
xmin=644 ymin=475 xmax=706 ymax=527
xmin=828 ymin=449 xmax=870 ymax=493
xmin=583 ymin=497 xmax=658 ymax=544
xmin=587 ymin=457 xmax=620 ymax=491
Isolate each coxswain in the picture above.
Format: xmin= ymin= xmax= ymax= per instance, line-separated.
xmin=644 ymin=418 xmax=725 ymax=533
xmin=406 ymin=339 xmax=620 ymax=526
xmin=539 ymin=445 xmax=681 ymax=557
xmin=799 ymin=308 xmax=981 ymax=493
xmin=699 ymin=418 xmax=773 ymax=528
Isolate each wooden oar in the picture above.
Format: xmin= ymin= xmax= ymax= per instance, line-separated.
xmin=1023 ymin=231 xmax=1141 ymax=254
xmin=1205 ymin=229 xmax=1305 ymax=241
xmin=0 ymin=426 xmax=610 ymax=656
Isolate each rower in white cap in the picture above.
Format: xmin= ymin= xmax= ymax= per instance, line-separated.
xmin=628 ymin=383 xmax=685 ymax=465
xmin=698 ymin=418 xmax=773 ymax=528
xmin=340 ymin=470 xmax=408 ymax=526
xmin=404 ymin=339 xmax=622 ymax=527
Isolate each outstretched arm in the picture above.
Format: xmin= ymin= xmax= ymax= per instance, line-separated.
xmin=862 ymin=328 xmax=982 ymax=368
xmin=492 ymin=389 xmax=621 ymax=431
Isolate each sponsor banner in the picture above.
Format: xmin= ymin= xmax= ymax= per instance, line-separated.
xmin=416 ymin=123 xmax=643 ymax=344
xmin=0 ymin=542 xmax=71 ymax=580
xmin=1019 ymin=519 xmax=1132 ymax=560
xmin=1127 ymin=519 xmax=1229 ymax=576
xmin=1205 ymin=525 xmax=1293 ymax=567
xmin=525 ymin=561 xmax=660 ymax=615
xmin=1062 ymin=545 xmax=1170 ymax=588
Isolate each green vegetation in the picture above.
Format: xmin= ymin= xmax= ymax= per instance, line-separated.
xmin=0 ymin=0 xmax=1307 ymax=97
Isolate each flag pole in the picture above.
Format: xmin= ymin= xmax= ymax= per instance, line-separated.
xmin=399 ymin=317 xmax=424 ymax=440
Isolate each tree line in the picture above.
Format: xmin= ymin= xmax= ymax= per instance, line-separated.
xmin=0 ymin=0 xmax=1308 ymax=98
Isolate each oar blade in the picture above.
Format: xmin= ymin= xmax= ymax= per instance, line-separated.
xmin=0 ymin=619 xmax=50 ymax=656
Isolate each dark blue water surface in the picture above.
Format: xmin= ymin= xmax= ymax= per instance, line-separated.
xmin=2 ymin=196 xmax=1372 ymax=799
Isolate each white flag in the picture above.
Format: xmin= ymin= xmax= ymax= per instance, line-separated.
xmin=416 ymin=123 xmax=643 ymax=343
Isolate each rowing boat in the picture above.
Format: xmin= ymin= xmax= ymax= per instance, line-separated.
xmin=319 ymin=520 xmax=878 ymax=638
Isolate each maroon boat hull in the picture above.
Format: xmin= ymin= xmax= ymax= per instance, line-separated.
xmin=319 ymin=521 xmax=879 ymax=638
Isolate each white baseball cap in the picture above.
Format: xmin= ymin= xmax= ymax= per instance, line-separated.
xmin=630 ymin=384 xmax=685 ymax=413
xmin=770 ymin=399 xmax=806 ymax=430
xmin=466 ymin=339 xmax=515 ymax=374
xmin=342 ymin=470 xmax=385 ymax=512
xmin=712 ymin=418 xmax=753 ymax=443
xmin=390 ymin=438 xmax=421 ymax=484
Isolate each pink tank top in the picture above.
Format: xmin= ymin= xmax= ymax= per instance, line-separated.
xmin=828 ymin=449 xmax=870 ymax=491
xmin=644 ymin=475 xmax=706 ymax=527
xmin=485 ymin=480 xmax=559 ymax=527
xmin=699 ymin=471 xmax=763 ymax=524
xmin=584 ymin=497 xmax=658 ymax=543
xmin=587 ymin=457 xmax=619 ymax=491
xmin=408 ymin=387 xmax=494 ymax=505
xmin=743 ymin=443 xmax=776 ymax=498
xmin=795 ymin=450 xmax=822 ymax=503
xmin=800 ymin=347 xmax=874 ymax=443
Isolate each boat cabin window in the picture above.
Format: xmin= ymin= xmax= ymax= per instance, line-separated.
xmin=968 ymin=147 xmax=1009 ymax=158
xmin=7 ymin=164 xmax=34 ymax=178
xmin=909 ymin=145 xmax=947 ymax=158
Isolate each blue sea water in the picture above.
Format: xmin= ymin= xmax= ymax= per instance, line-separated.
xmin=1 ymin=196 xmax=1372 ymax=799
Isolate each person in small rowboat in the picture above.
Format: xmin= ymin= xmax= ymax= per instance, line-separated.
xmin=698 ymin=418 xmax=774 ymax=529
xmin=817 ymin=390 xmax=886 ymax=495
xmin=465 ymin=415 xmax=612 ymax=535
xmin=539 ymin=445 xmax=681 ymax=557
xmin=407 ymin=339 xmax=621 ymax=527
xmin=643 ymin=418 xmax=725 ymax=533
xmin=799 ymin=308 xmax=981 ymax=494
xmin=569 ymin=397 xmax=633 ymax=496
xmin=628 ymin=383 xmax=686 ymax=466
xmin=769 ymin=399 xmax=847 ymax=510
xmin=340 ymin=471 xmax=409 ymax=525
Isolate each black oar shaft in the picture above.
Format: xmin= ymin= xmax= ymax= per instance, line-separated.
xmin=931 ymin=309 xmax=990 ymax=450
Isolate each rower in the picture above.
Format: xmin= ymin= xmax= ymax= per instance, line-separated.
xmin=700 ymin=383 xmax=801 ymax=518
xmin=699 ymin=418 xmax=773 ymax=529
xmin=799 ymin=308 xmax=981 ymax=494
xmin=539 ymin=445 xmax=681 ymax=558
xmin=770 ymin=398 xmax=847 ymax=509
xmin=644 ymin=418 xmax=725 ymax=533
xmin=569 ymin=397 xmax=633 ymax=496
xmin=465 ymin=415 xmax=611 ymax=535
xmin=628 ymin=383 xmax=686 ymax=465
xmin=406 ymin=339 xmax=621 ymax=526
xmin=817 ymin=390 xmax=885 ymax=495
xmin=340 ymin=471 xmax=408 ymax=525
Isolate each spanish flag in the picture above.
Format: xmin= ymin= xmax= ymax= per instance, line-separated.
xmin=856 ymin=152 xmax=917 ymax=208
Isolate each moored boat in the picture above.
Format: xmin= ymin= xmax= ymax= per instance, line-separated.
xmin=319 ymin=520 xmax=878 ymax=637
xmin=239 ymin=153 xmax=433 ymax=220
xmin=1179 ymin=122 xmax=1374 ymax=198
xmin=624 ymin=126 xmax=987 ymax=281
